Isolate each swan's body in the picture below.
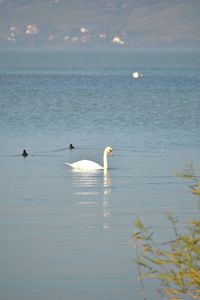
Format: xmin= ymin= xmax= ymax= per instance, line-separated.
xmin=65 ymin=146 xmax=112 ymax=171
xmin=67 ymin=160 xmax=104 ymax=170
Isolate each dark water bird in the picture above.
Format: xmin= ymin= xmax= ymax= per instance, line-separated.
xmin=69 ymin=144 xmax=75 ymax=149
xmin=22 ymin=149 xmax=28 ymax=157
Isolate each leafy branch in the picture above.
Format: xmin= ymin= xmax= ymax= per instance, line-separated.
xmin=132 ymin=164 xmax=200 ymax=300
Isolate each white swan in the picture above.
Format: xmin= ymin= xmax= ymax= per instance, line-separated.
xmin=65 ymin=146 xmax=113 ymax=171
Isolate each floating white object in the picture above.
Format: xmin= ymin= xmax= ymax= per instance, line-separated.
xmin=132 ymin=72 xmax=142 ymax=79
xmin=65 ymin=146 xmax=113 ymax=171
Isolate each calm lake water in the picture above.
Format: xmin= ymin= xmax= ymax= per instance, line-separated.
xmin=0 ymin=49 xmax=199 ymax=300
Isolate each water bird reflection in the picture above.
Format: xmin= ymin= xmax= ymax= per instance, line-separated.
xmin=72 ymin=169 xmax=102 ymax=191
xmin=71 ymin=168 xmax=112 ymax=229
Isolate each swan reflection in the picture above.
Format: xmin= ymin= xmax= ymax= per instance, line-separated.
xmin=103 ymin=169 xmax=112 ymax=221
xmin=72 ymin=169 xmax=102 ymax=192
xmin=71 ymin=168 xmax=112 ymax=229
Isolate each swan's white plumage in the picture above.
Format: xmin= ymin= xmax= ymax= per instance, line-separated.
xmin=65 ymin=146 xmax=112 ymax=171
xmin=66 ymin=160 xmax=103 ymax=170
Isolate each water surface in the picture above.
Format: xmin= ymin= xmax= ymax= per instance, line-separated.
xmin=0 ymin=49 xmax=199 ymax=300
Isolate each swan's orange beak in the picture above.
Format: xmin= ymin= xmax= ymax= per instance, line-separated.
xmin=109 ymin=149 xmax=113 ymax=155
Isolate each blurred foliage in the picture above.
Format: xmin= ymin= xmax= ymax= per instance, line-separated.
xmin=175 ymin=162 xmax=200 ymax=196
xmin=175 ymin=162 xmax=195 ymax=179
xmin=132 ymin=164 xmax=200 ymax=300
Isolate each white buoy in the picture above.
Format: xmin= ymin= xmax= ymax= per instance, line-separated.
xmin=132 ymin=72 xmax=140 ymax=79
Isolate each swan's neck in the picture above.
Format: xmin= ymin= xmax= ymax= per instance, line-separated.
xmin=103 ymin=150 xmax=108 ymax=170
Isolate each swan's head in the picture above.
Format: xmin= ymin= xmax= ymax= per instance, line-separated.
xmin=105 ymin=146 xmax=113 ymax=155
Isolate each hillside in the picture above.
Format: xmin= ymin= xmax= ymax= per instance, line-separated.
xmin=0 ymin=0 xmax=200 ymax=48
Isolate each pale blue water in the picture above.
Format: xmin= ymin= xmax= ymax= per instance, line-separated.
xmin=0 ymin=49 xmax=199 ymax=300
